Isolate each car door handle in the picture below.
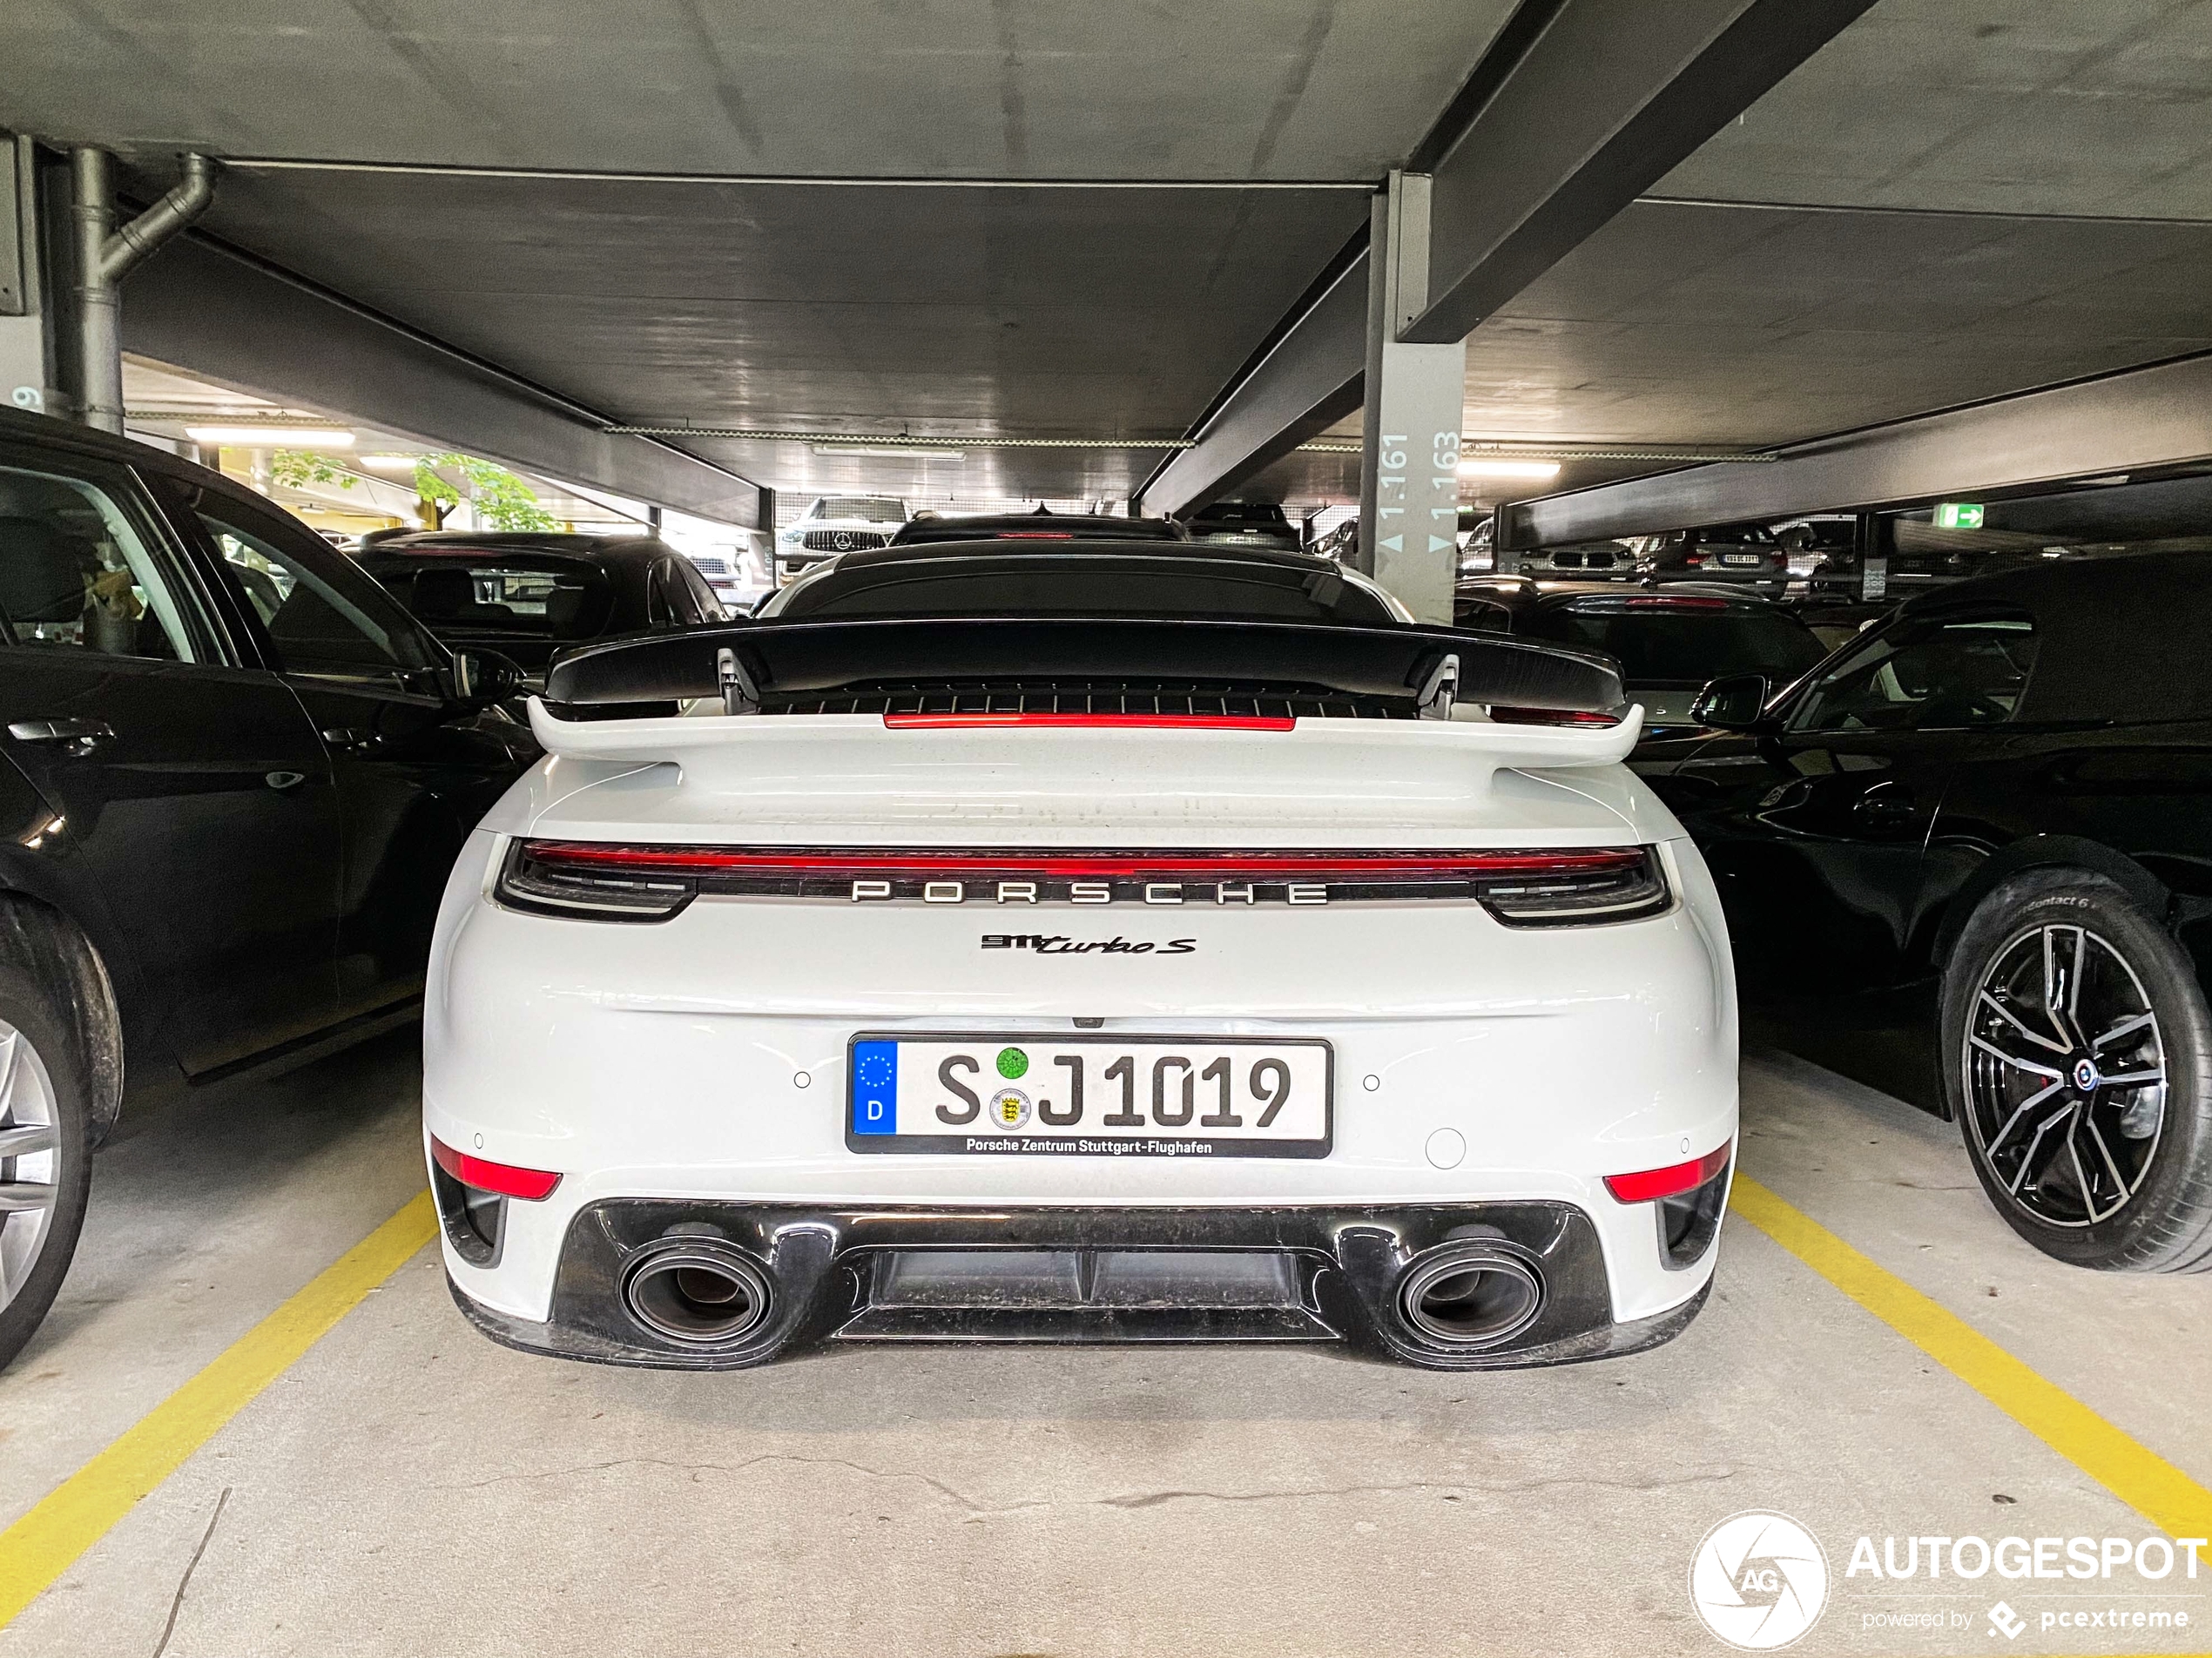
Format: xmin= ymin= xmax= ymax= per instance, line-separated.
xmin=8 ymin=718 xmax=115 ymax=755
xmin=1852 ymin=790 xmax=1917 ymax=826
xmin=320 ymin=726 xmax=377 ymax=752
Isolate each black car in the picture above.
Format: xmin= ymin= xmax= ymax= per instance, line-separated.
xmin=359 ymin=532 xmax=728 ymax=680
xmin=1453 ymin=578 xmax=1828 ymax=737
xmin=889 ymin=513 xmax=1189 ymax=546
xmin=1177 ymin=500 xmax=1302 ymax=550
xmin=1638 ymin=550 xmax=2212 ymax=1272
xmin=0 ymin=408 xmax=537 ymax=1369
xmin=758 ymin=537 xmax=1406 ymax=623
xmin=1514 ymin=540 xmax=1638 ymax=580
xmin=1642 ymin=523 xmax=1791 ymax=590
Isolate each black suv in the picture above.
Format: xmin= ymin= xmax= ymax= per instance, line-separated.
xmin=1640 ymin=550 xmax=2212 ymax=1272
xmin=0 ymin=409 xmax=537 ymax=1368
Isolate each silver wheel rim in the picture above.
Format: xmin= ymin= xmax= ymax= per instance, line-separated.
xmin=1963 ymin=923 xmax=2168 ymax=1230
xmin=0 ymin=1020 xmax=61 ymax=1311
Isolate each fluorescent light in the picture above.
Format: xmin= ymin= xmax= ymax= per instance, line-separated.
xmin=187 ymin=425 xmax=355 ymax=447
xmin=1458 ymin=458 xmax=1561 ymax=481
xmin=810 ymin=443 xmax=965 ymax=460
xmin=359 ymin=454 xmax=421 ymax=469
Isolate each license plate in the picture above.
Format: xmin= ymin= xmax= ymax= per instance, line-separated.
xmin=1720 ymin=553 xmax=1762 ymax=566
xmin=846 ymin=1034 xmax=1332 ymax=1158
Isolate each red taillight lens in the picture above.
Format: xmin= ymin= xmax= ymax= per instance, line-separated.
xmin=498 ymin=841 xmax=1670 ymax=927
xmin=516 ymin=844 xmax=1649 ymax=880
xmin=1487 ymin=706 xmax=1627 ymax=727
xmin=430 ymin=1136 xmax=561 ymax=1201
xmin=1604 ymin=1143 xmax=1730 ymax=1203
xmin=883 ymin=711 xmax=1297 ymax=731
xmin=996 ymin=530 xmax=1076 ymax=539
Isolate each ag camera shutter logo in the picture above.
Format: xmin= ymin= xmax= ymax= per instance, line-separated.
xmin=1690 ymin=1512 xmax=1830 ymax=1650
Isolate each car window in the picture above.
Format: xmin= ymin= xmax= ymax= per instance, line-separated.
xmin=772 ymin=555 xmax=1399 ymax=624
xmin=0 ymin=462 xmax=203 ymax=662
xmin=1789 ymin=614 xmax=2038 ymax=733
xmin=1521 ymin=604 xmax=1829 ymax=684
xmin=674 ymin=557 xmax=727 ymax=622
xmin=364 ymin=556 xmax=615 ymax=642
xmin=197 ymin=506 xmax=435 ymax=680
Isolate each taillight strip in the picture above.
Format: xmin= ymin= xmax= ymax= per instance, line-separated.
xmin=883 ymin=712 xmax=1298 ymax=731
xmin=520 ymin=843 xmax=1649 ymax=880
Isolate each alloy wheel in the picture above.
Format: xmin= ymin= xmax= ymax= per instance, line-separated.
xmin=0 ymin=1019 xmax=61 ymax=1312
xmin=1964 ymin=924 xmax=2168 ymax=1229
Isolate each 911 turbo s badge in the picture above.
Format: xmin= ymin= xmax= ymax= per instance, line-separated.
xmin=982 ymin=933 xmax=1197 ymax=954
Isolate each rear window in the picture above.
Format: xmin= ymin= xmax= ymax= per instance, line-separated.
xmin=772 ymin=555 xmax=1397 ymax=624
xmin=368 ymin=557 xmax=615 ymax=641
xmin=1518 ymin=602 xmax=1828 ymax=684
xmin=812 ymin=497 xmax=906 ymax=523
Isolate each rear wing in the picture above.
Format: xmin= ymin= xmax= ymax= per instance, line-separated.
xmin=538 ymin=617 xmax=1623 ymax=718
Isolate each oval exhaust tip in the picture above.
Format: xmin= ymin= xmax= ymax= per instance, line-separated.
xmin=1396 ymin=1245 xmax=1543 ymax=1349
xmin=622 ymin=1243 xmax=775 ymax=1345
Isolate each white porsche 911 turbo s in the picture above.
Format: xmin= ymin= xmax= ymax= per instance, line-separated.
xmin=423 ymin=539 xmax=1737 ymax=1371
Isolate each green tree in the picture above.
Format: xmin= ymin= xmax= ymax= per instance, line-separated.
xmin=413 ymin=453 xmax=561 ymax=532
xmin=270 ymin=450 xmax=357 ymax=489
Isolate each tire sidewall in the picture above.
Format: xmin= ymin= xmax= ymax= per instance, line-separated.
xmin=0 ymin=960 xmax=93 ymax=1371
xmin=1940 ymin=870 xmax=2212 ymax=1270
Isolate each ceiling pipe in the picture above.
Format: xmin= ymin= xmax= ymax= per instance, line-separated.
xmin=71 ymin=148 xmax=217 ymax=433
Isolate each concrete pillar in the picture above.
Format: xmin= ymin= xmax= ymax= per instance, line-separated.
xmin=1357 ymin=171 xmax=1467 ymax=623
xmin=0 ymin=138 xmax=58 ymax=418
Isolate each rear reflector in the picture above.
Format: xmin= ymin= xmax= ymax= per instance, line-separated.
xmin=883 ymin=711 xmax=1297 ymax=731
xmin=430 ymin=1136 xmax=562 ymax=1201
xmin=1604 ymin=1144 xmax=1730 ymax=1203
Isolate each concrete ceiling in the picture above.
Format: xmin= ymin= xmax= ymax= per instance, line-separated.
xmin=9 ymin=0 xmax=2212 ymax=518
xmin=1240 ymin=0 xmax=2212 ymax=513
xmin=0 ymin=0 xmax=1516 ymax=180
xmin=150 ymin=165 xmax=1371 ymax=504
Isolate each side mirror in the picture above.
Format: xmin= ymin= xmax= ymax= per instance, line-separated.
xmin=448 ymin=646 xmax=524 ymax=711
xmin=1689 ymin=671 xmax=1772 ymax=731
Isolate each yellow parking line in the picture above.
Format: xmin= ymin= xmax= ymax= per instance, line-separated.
xmin=0 ymin=1190 xmax=436 ymax=1628
xmin=1730 ymin=1176 xmax=2212 ymax=1545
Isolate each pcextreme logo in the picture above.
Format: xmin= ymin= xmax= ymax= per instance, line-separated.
xmin=1690 ymin=1512 xmax=1831 ymax=1650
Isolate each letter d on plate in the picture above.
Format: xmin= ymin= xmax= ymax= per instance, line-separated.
xmin=852 ymin=1041 xmax=899 ymax=1135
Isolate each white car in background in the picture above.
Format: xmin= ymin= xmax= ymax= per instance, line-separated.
xmin=681 ymin=535 xmax=773 ymax=612
xmin=775 ymin=495 xmax=908 ymax=576
xmin=422 ymin=538 xmax=1737 ymax=1372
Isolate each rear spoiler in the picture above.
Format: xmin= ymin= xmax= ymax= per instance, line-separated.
xmin=538 ymin=617 xmax=1623 ymax=718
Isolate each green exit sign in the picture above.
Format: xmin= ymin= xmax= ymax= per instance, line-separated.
xmin=1932 ymin=502 xmax=1986 ymax=529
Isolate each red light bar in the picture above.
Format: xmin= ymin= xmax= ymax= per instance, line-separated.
xmin=1603 ymin=1143 xmax=1730 ymax=1203
xmin=883 ymin=711 xmax=1296 ymax=731
xmin=1487 ymin=707 xmax=1625 ymax=727
xmin=523 ymin=843 xmax=1649 ymax=881
xmin=997 ymin=531 xmax=1075 ymax=539
xmin=431 ymin=1135 xmax=562 ymax=1202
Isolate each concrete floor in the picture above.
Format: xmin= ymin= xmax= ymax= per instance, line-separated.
xmin=2 ymin=1031 xmax=2206 ymax=1658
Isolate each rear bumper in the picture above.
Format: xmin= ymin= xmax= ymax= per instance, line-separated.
xmin=443 ymin=1198 xmax=1716 ymax=1372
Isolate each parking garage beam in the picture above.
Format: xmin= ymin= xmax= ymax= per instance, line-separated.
xmin=1136 ymin=0 xmax=1879 ymax=525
